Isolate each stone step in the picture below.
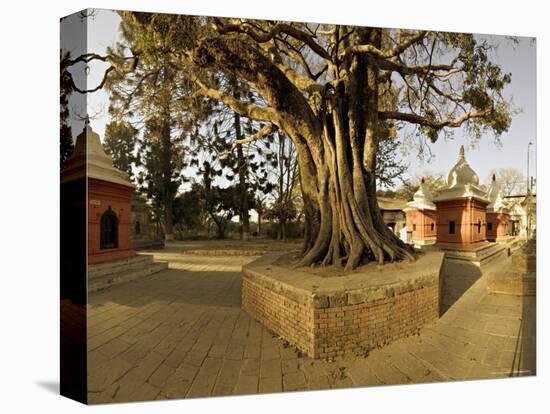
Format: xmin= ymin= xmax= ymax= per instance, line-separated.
xmin=479 ymin=244 xmax=509 ymax=267
xmin=441 ymin=242 xmax=508 ymax=267
xmin=507 ymin=237 xmax=524 ymax=253
xmin=88 ymin=261 xmax=168 ymax=293
xmin=131 ymin=239 xmax=165 ymax=250
xmin=88 ymin=254 xmax=155 ymax=278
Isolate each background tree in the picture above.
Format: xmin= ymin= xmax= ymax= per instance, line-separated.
xmin=104 ymin=14 xmax=513 ymax=270
xmin=395 ymin=172 xmax=447 ymax=200
xmin=487 ymin=167 xmax=527 ymax=196
xmin=60 ymin=51 xmax=74 ymax=168
xmin=103 ymin=121 xmax=139 ymax=180
xmin=254 ymin=194 xmax=268 ymax=235
xmin=266 ymin=132 xmax=300 ymax=240
xmin=191 ymin=100 xmax=276 ymax=240
xmin=135 ymin=114 xmax=187 ymax=240
xmin=197 ymin=161 xmax=256 ymax=238
xmin=173 ymin=183 xmax=207 ymax=235
xmin=104 ymin=16 xmax=214 ymax=241
xmin=375 ymin=135 xmax=408 ymax=189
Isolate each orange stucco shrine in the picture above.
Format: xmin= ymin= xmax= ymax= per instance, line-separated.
xmin=486 ymin=174 xmax=510 ymax=242
xmin=432 ymin=145 xmax=489 ymax=248
xmin=61 ymin=122 xmax=136 ymax=264
xmin=404 ymin=178 xmax=437 ymax=247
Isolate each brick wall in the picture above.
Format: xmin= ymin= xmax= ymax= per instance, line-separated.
xmin=242 ymin=262 xmax=440 ymax=359
xmin=312 ymin=284 xmax=439 ymax=359
xmin=406 ymin=209 xmax=437 ymax=242
xmin=435 ymin=198 xmax=488 ymax=246
xmin=88 ymin=178 xmax=135 ymax=264
xmin=242 ymin=277 xmax=315 ymax=356
xmin=486 ymin=211 xmax=509 ymax=241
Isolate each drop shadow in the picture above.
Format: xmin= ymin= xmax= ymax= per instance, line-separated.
xmin=88 ymin=268 xmax=243 ymax=309
xmin=439 ymin=259 xmax=482 ymax=316
xmin=36 ymin=380 xmax=59 ymax=395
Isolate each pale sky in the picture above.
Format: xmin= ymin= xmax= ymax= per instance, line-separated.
xmin=62 ymin=9 xmax=537 ymax=191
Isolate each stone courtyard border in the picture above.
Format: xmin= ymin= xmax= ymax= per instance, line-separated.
xmin=242 ymin=252 xmax=444 ymax=359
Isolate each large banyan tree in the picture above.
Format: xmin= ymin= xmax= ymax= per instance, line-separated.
xmin=87 ymin=12 xmax=513 ymax=270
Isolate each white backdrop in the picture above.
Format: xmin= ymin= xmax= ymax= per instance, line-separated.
xmin=0 ymin=0 xmax=546 ymax=413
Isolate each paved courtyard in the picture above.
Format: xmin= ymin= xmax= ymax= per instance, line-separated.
xmin=87 ymin=242 xmax=536 ymax=404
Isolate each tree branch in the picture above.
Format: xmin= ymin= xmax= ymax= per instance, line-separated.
xmin=377 ymin=59 xmax=457 ymax=76
xmin=234 ymin=123 xmax=278 ymax=146
xmin=379 ymin=105 xmax=493 ymax=129
xmin=342 ymin=31 xmax=427 ymax=60
xmin=274 ymin=37 xmax=328 ymax=81
xmin=194 ymin=79 xmax=279 ymax=124
xmin=62 ymin=53 xmax=139 ymax=94
xmin=257 ymin=41 xmax=324 ymax=94
xmin=214 ymin=19 xmax=333 ymax=62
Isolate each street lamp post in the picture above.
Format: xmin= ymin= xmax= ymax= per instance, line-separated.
xmin=527 ymin=141 xmax=533 ymax=194
xmin=526 ymin=141 xmax=533 ymax=238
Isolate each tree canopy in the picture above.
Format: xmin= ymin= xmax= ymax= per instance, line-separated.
xmin=66 ymin=13 xmax=514 ymax=270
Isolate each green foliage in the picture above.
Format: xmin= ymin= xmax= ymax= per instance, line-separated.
xmin=104 ymin=121 xmax=139 ymax=179
xmin=265 ymin=220 xmax=304 ymax=239
xmin=119 ymin=13 xmax=209 ymax=67
xmin=100 ymin=15 xmax=517 ymax=246
xmin=265 ymin=200 xmax=297 ymax=223
xmin=392 ymin=31 xmax=514 ymax=146
xmin=136 ymin=118 xmax=187 ymax=210
xmin=173 ymin=183 xmax=206 ymax=230
xmin=376 ymin=133 xmax=408 ymax=189
xmin=396 ymin=173 xmax=447 ymax=201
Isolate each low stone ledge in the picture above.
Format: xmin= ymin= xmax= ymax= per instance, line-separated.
xmin=487 ymin=239 xmax=536 ymax=296
xmin=487 ymin=270 xmax=536 ymax=296
xmin=181 ymin=249 xmax=266 ymax=257
xmin=242 ymin=252 xmax=444 ymax=359
xmin=437 ymin=242 xmax=508 ymax=267
xmin=512 ymin=254 xmax=536 ymax=272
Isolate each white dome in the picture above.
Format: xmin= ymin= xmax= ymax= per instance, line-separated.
xmin=405 ymin=177 xmax=436 ymax=211
xmin=61 ymin=121 xmax=134 ymax=188
xmin=486 ymin=173 xmax=508 ymax=213
xmin=446 ymin=145 xmax=479 ymax=188
xmin=486 ymin=173 xmax=500 ymax=203
xmin=433 ymin=145 xmax=488 ymax=203
xmin=413 ymin=178 xmax=434 ymax=203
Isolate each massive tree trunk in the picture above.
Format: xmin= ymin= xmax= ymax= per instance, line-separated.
xmin=195 ymin=27 xmax=415 ymax=270
xmin=294 ymin=29 xmax=414 ymax=270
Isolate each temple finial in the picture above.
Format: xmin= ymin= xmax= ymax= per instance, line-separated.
xmin=459 ymin=145 xmax=465 ymax=159
xmin=84 ymin=115 xmax=90 ymax=126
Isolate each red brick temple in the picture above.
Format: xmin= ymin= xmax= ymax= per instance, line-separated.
xmin=404 ymin=178 xmax=437 ymax=247
xmin=61 ymin=123 xmax=136 ymax=264
xmin=486 ymin=173 xmax=510 ymax=242
xmin=433 ymin=146 xmax=489 ymax=248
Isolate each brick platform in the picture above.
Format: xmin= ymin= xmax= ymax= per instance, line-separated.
xmin=242 ymin=252 xmax=444 ymax=359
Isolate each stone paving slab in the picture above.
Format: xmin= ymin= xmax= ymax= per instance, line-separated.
xmin=87 ymin=243 xmax=536 ymax=404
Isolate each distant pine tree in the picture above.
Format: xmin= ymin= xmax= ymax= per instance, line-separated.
xmin=60 ymin=50 xmax=74 ymax=169
xmin=104 ymin=121 xmax=139 ymax=180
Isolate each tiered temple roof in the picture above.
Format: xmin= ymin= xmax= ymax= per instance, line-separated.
xmin=404 ymin=178 xmax=436 ymax=211
xmin=486 ymin=173 xmax=508 ymax=213
xmin=61 ymin=121 xmax=134 ymax=188
xmin=433 ymin=145 xmax=488 ymax=203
